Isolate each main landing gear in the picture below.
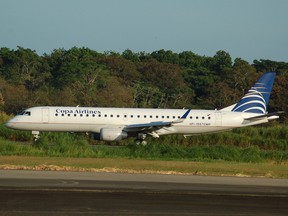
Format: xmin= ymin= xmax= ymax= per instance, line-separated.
xmin=136 ymin=133 xmax=147 ymax=145
xmin=32 ymin=131 xmax=40 ymax=142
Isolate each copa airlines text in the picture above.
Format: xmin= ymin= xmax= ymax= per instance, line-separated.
xmin=5 ymin=72 xmax=282 ymax=143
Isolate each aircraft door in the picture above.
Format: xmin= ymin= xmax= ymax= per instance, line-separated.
xmin=42 ymin=108 xmax=49 ymax=123
xmin=215 ymin=111 xmax=222 ymax=126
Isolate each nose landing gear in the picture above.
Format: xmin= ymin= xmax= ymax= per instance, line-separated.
xmin=32 ymin=131 xmax=40 ymax=142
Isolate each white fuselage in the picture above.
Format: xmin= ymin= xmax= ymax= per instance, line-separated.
xmin=5 ymin=106 xmax=268 ymax=137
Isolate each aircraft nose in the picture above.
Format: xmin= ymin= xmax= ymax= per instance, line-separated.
xmin=5 ymin=119 xmax=16 ymax=129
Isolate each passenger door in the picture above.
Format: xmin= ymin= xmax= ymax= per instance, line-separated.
xmin=215 ymin=111 xmax=222 ymax=126
xmin=42 ymin=108 xmax=49 ymax=123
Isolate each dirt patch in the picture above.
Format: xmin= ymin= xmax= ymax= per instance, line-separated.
xmin=0 ymin=164 xmax=193 ymax=175
xmin=1 ymin=156 xmax=287 ymax=178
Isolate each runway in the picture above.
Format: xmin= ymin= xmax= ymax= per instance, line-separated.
xmin=0 ymin=170 xmax=288 ymax=215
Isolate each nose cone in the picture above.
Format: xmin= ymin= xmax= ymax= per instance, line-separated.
xmin=5 ymin=119 xmax=16 ymax=129
xmin=5 ymin=121 xmax=13 ymax=129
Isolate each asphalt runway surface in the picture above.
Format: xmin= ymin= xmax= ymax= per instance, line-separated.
xmin=0 ymin=170 xmax=288 ymax=215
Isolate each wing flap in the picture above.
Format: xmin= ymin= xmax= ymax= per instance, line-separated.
xmin=124 ymin=121 xmax=171 ymax=132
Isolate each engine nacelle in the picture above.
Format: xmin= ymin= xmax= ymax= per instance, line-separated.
xmin=99 ymin=128 xmax=128 ymax=142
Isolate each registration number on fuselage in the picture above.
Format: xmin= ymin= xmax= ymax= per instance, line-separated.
xmin=189 ymin=122 xmax=211 ymax=126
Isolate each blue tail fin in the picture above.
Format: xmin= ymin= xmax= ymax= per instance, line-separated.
xmin=232 ymin=72 xmax=276 ymax=114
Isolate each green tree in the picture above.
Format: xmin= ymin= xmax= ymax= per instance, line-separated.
xmin=0 ymin=47 xmax=51 ymax=90
xmin=211 ymin=50 xmax=233 ymax=75
xmin=253 ymin=59 xmax=288 ymax=74
xmin=0 ymin=79 xmax=5 ymax=110
xmin=49 ymin=47 xmax=104 ymax=89
xmin=0 ymin=46 xmax=287 ymax=115
xmin=269 ymin=73 xmax=288 ymax=122
xmin=178 ymin=51 xmax=205 ymax=69
xmin=96 ymin=55 xmax=141 ymax=84
xmin=150 ymin=49 xmax=179 ymax=64
xmin=0 ymin=82 xmax=30 ymax=114
xmin=183 ymin=67 xmax=216 ymax=107
xmin=94 ymin=76 xmax=134 ymax=107
xmin=139 ymin=59 xmax=193 ymax=108
xmin=231 ymin=58 xmax=257 ymax=97
xmin=122 ymin=49 xmax=140 ymax=62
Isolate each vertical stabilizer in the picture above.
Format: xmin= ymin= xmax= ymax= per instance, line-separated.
xmin=232 ymin=72 xmax=276 ymax=114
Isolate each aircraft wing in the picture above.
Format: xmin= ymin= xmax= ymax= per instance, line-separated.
xmin=123 ymin=109 xmax=191 ymax=132
xmin=123 ymin=121 xmax=172 ymax=132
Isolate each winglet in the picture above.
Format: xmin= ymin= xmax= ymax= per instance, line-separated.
xmin=173 ymin=109 xmax=191 ymax=123
xmin=181 ymin=109 xmax=191 ymax=119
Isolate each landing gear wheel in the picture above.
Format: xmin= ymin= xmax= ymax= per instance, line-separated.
xmin=32 ymin=131 xmax=40 ymax=142
xmin=136 ymin=133 xmax=147 ymax=145
xmin=135 ymin=140 xmax=147 ymax=146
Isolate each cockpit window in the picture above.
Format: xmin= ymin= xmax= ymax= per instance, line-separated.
xmin=19 ymin=111 xmax=31 ymax=116
xmin=18 ymin=111 xmax=25 ymax=115
xmin=24 ymin=111 xmax=31 ymax=116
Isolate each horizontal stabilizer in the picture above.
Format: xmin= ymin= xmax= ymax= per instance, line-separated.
xmin=244 ymin=111 xmax=284 ymax=120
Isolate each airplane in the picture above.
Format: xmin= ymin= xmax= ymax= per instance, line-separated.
xmin=5 ymin=71 xmax=282 ymax=144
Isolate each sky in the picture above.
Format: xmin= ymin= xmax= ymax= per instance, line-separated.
xmin=1 ymin=0 xmax=288 ymax=62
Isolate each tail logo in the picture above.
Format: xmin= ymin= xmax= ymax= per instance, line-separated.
xmin=232 ymin=89 xmax=266 ymax=114
xmin=231 ymin=72 xmax=276 ymax=114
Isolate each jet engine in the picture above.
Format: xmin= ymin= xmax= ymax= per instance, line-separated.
xmin=94 ymin=128 xmax=128 ymax=142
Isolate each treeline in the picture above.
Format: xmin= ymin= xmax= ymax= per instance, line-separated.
xmin=0 ymin=46 xmax=288 ymax=121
